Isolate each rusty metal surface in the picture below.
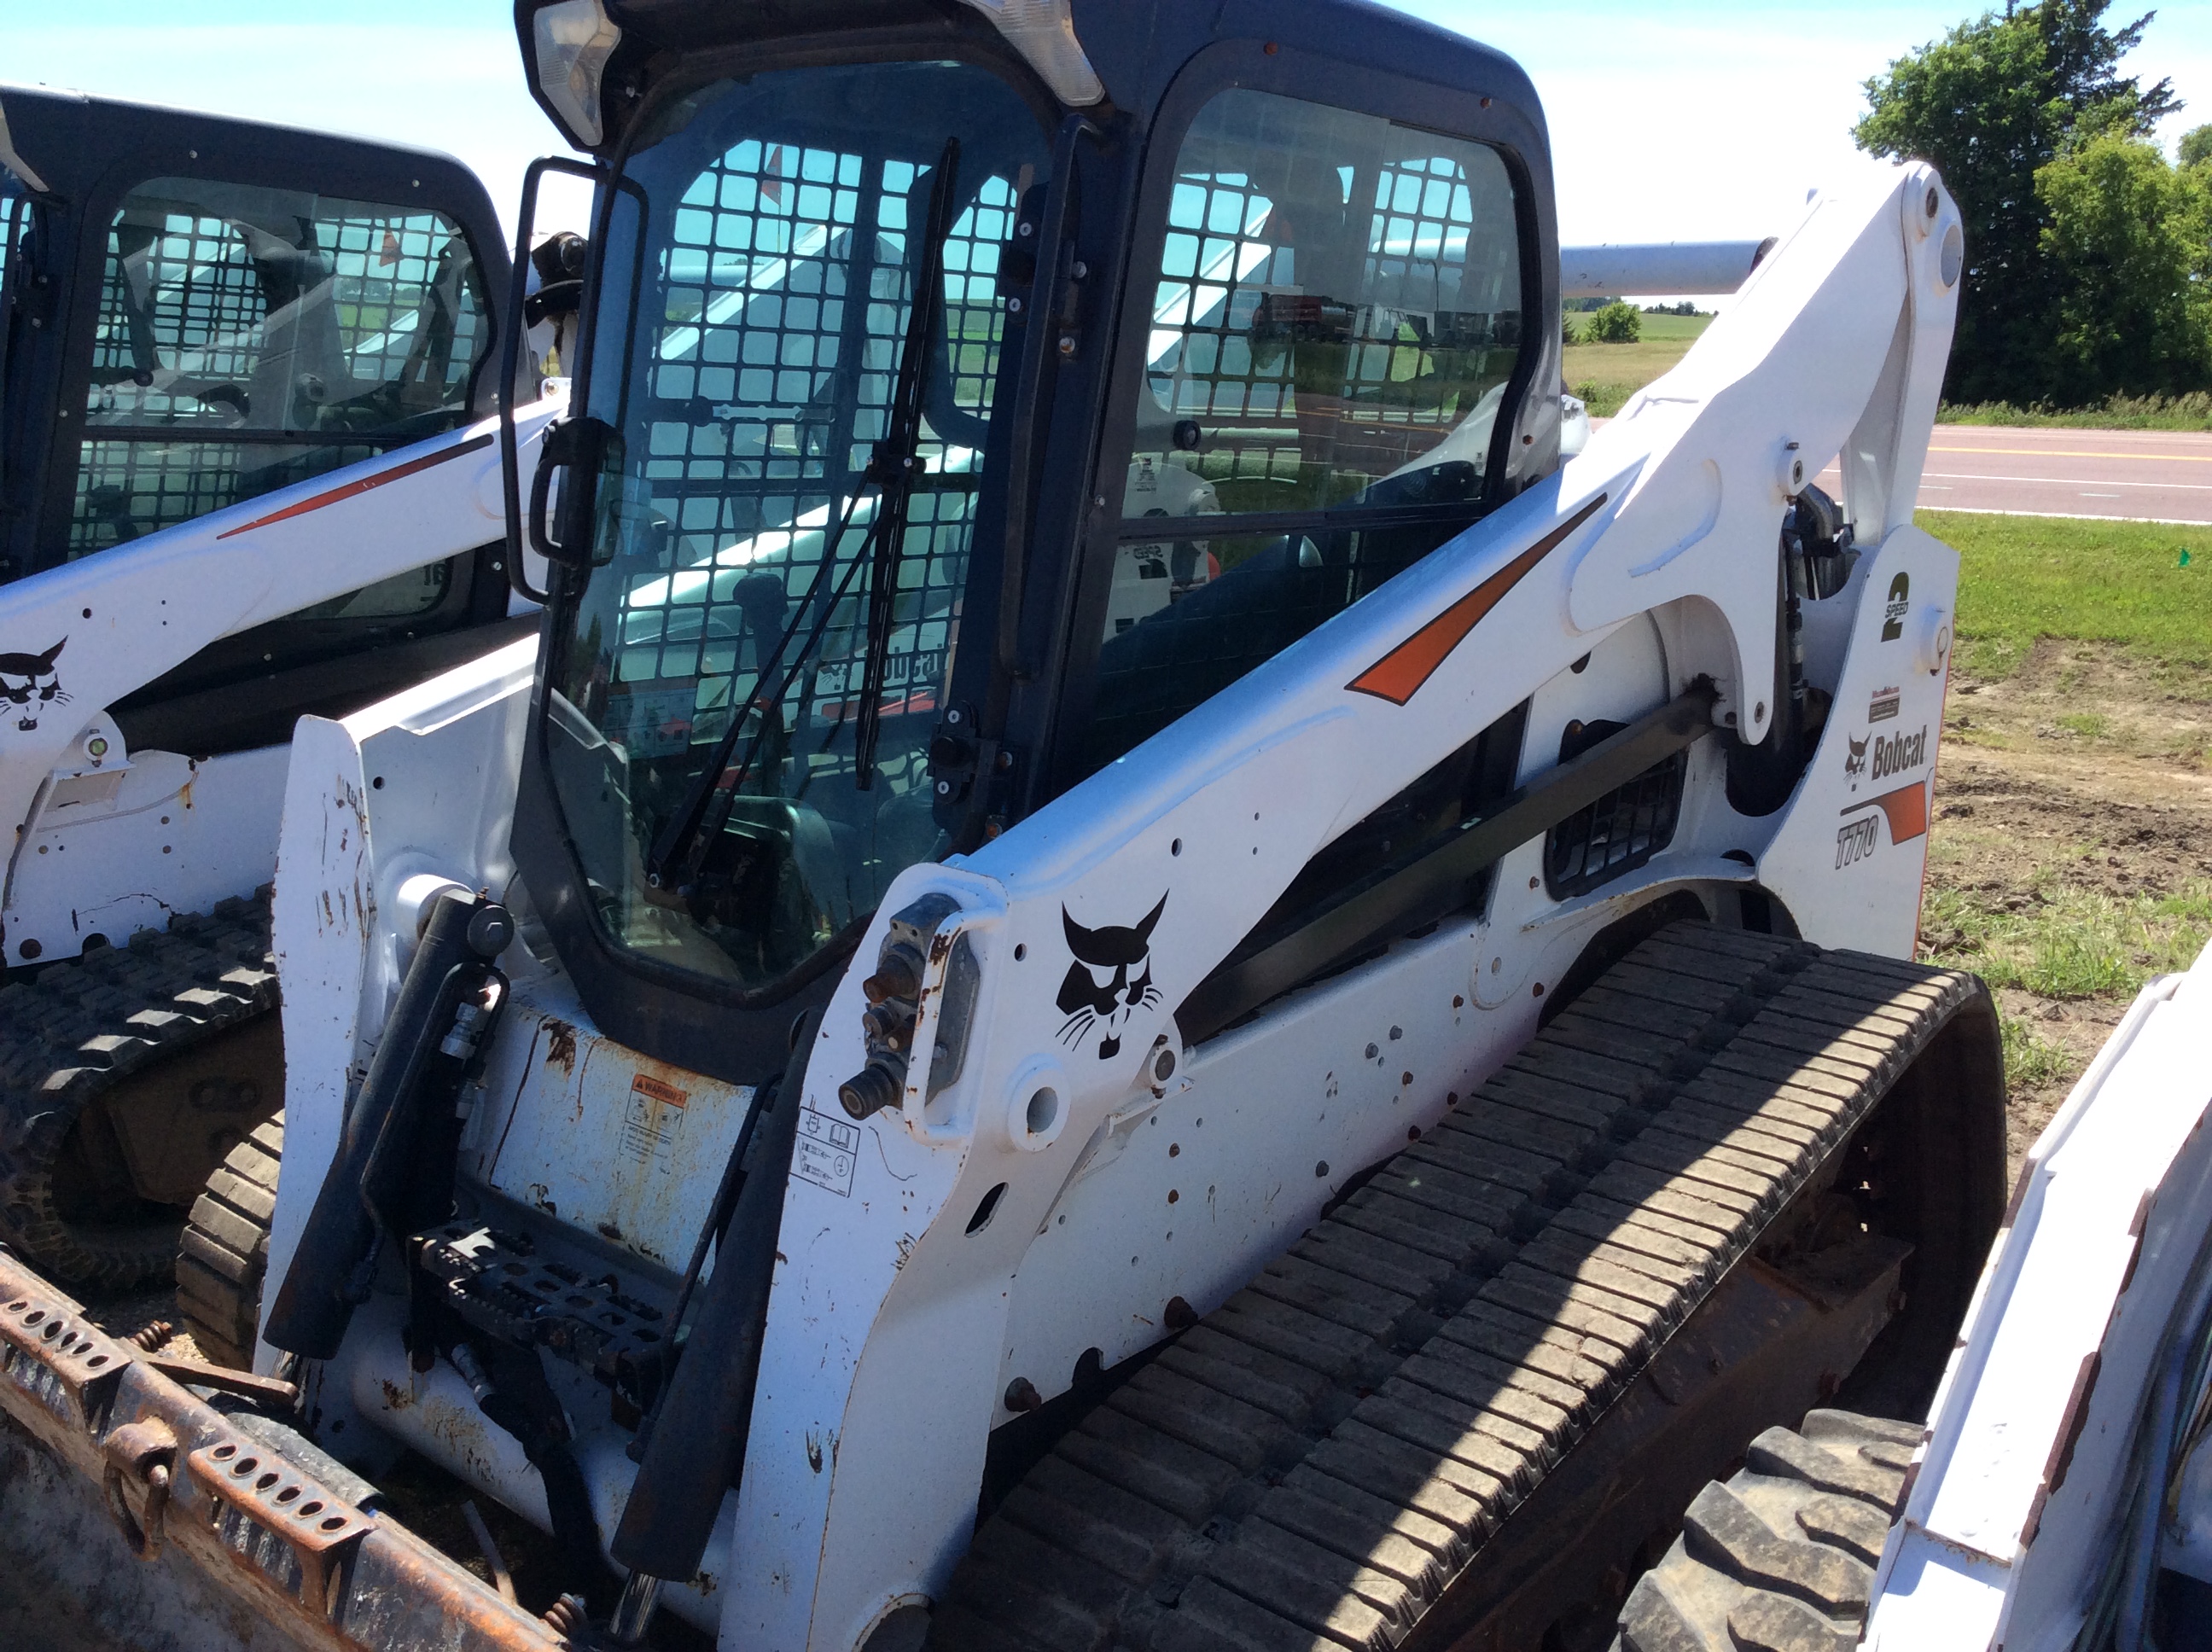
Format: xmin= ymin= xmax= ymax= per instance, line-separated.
xmin=0 ymin=1251 xmax=573 ymax=1652
xmin=145 ymin=1351 xmax=303 ymax=1409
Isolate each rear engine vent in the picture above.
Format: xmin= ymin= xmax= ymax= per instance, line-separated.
xmin=1545 ymin=719 xmax=1687 ymax=899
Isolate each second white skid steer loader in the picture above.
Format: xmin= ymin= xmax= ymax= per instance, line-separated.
xmin=0 ymin=3 xmax=2004 ymax=1648
xmin=0 ymin=84 xmax=565 ymax=1314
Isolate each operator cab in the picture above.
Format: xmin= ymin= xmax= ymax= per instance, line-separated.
xmin=510 ymin=0 xmax=1560 ymax=1083
xmin=0 ymin=85 xmax=521 ymax=756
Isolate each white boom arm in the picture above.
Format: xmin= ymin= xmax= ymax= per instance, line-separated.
xmin=0 ymin=403 xmax=561 ymax=863
xmin=712 ymin=163 xmax=1965 ymax=1646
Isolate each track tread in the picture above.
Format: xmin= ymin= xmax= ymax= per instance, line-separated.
xmin=176 ymin=1110 xmax=282 ymax=1369
xmin=929 ymin=926 xmax=1979 ymax=1651
xmin=0 ymin=892 xmax=276 ymax=1289
xmin=1614 ymin=1411 xmax=1913 ymax=1652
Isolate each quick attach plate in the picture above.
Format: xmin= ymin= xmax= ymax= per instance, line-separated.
xmin=414 ymin=1224 xmax=669 ymax=1383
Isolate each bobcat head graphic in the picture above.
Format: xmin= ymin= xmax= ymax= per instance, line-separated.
xmin=1843 ymin=733 xmax=1868 ymax=786
xmin=0 ymin=637 xmax=67 ymax=732
xmin=1057 ymin=895 xmax=1167 ymax=1061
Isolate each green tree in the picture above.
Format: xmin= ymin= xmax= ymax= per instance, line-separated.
xmin=1855 ymin=1 xmax=2180 ymax=404
xmin=1582 ymin=300 xmax=1641 ymax=344
xmin=2039 ymin=133 xmax=2212 ymax=398
xmin=2182 ymin=124 xmax=2212 ymax=168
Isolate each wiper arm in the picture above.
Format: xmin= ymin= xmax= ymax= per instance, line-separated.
xmin=853 ymin=137 xmax=961 ymax=790
xmin=644 ymin=486 xmax=873 ymax=891
xmin=645 ymin=137 xmax=962 ymax=883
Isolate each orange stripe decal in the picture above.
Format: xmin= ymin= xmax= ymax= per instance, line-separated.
xmin=1345 ymin=492 xmax=1608 ymax=706
xmin=215 ymin=433 xmax=494 ymax=539
xmin=1848 ymin=779 xmax=1930 ymax=845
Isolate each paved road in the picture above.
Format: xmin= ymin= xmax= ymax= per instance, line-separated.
xmin=1815 ymin=424 xmax=2212 ymax=524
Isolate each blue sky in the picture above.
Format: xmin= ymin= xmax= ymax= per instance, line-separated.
xmin=7 ymin=1 xmax=2210 ymax=248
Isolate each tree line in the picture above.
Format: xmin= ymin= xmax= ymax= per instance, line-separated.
xmin=1856 ymin=0 xmax=2211 ymax=407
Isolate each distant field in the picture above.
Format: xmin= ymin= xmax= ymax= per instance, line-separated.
xmin=1563 ymin=311 xmax=1712 ymax=414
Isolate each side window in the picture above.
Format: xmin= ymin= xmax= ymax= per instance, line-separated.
xmin=69 ymin=177 xmax=489 ymax=603
xmin=1086 ymin=90 xmax=1522 ymax=771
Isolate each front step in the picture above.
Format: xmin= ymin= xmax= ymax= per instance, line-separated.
xmin=929 ymin=922 xmax=1996 ymax=1651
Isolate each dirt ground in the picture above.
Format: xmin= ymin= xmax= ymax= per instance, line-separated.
xmin=1918 ymin=639 xmax=2212 ymax=1172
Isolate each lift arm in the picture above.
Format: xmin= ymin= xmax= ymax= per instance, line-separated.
xmin=720 ymin=162 xmax=1964 ymax=1648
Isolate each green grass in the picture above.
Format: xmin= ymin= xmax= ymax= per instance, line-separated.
xmin=1920 ymin=509 xmax=2212 ymax=680
xmin=1629 ymin=312 xmax=1714 ymax=343
xmin=1920 ymin=879 xmax=2212 ymax=1000
xmin=1996 ymin=1013 xmax=2074 ymax=1094
xmin=1941 ymin=391 xmax=2212 ymax=432
xmin=2054 ymin=711 xmax=2109 ymax=739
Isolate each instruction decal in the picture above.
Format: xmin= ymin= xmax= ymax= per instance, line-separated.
xmin=620 ymin=1071 xmax=688 ymax=1169
xmin=795 ymin=1105 xmax=859 ymax=1197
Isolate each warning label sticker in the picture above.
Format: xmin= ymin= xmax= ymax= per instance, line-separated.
xmin=795 ymin=1107 xmax=860 ymax=1198
xmin=620 ymin=1072 xmax=689 ymax=1169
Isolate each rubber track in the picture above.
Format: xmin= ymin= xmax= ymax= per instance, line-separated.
xmin=0 ymin=892 xmax=278 ymax=1291
xmin=178 ymin=1111 xmax=283 ymax=1370
xmin=1612 ymin=1411 xmax=1918 ymax=1652
xmin=928 ymin=922 xmax=1980 ymax=1652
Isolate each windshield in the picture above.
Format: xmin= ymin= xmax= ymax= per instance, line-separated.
xmin=544 ymin=59 xmax=1047 ymax=990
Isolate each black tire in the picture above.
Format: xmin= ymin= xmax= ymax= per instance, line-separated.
xmin=0 ymin=893 xmax=277 ymax=1292
xmin=1614 ymin=1411 xmax=1918 ymax=1652
xmin=177 ymin=1111 xmax=282 ymax=1370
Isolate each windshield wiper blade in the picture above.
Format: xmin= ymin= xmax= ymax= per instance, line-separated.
xmin=853 ymin=137 xmax=960 ymax=791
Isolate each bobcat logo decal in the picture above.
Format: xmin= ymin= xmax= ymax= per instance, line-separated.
xmin=1057 ymin=895 xmax=1167 ymax=1061
xmin=1843 ymin=732 xmax=1868 ymax=788
xmin=0 ymin=638 xmax=67 ymax=732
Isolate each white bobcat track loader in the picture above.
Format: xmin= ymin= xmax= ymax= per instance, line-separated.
xmin=0 ymin=82 xmax=563 ymax=1300
xmin=0 ymin=3 xmax=2005 ymax=1649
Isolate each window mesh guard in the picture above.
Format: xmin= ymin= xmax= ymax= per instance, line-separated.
xmin=604 ymin=140 xmax=1019 ymax=770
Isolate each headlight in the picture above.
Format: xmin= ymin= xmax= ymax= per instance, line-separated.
xmin=531 ymin=0 xmax=623 ymax=148
xmin=956 ymin=0 xmax=1105 ymax=106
